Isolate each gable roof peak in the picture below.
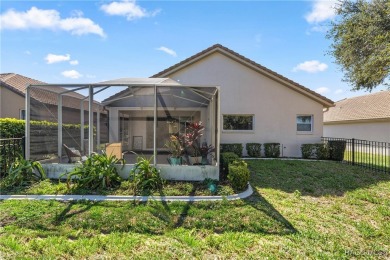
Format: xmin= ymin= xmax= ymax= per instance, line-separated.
xmin=152 ymin=44 xmax=334 ymax=107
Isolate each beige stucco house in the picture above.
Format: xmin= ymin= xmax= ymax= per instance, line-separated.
xmin=104 ymin=44 xmax=334 ymax=157
xmin=324 ymin=90 xmax=390 ymax=143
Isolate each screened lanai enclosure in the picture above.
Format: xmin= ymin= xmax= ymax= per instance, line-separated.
xmin=26 ymin=78 xmax=220 ymax=180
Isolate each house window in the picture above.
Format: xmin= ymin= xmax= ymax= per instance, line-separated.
xmin=296 ymin=115 xmax=313 ymax=132
xmin=223 ymin=115 xmax=254 ymax=131
xmin=20 ymin=109 xmax=26 ymax=120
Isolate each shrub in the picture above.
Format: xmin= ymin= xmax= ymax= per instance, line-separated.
xmin=1 ymin=156 xmax=46 ymax=187
xmin=264 ymin=143 xmax=280 ymax=158
xmin=301 ymin=144 xmax=314 ymax=159
xmin=228 ymin=160 xmax=250 ymax=191
xmin=220 ymin=152 xmax=240 ymax=180
xmin=220 ymin=143 xmax=243 ymax=157
xmin=246 ymin=143 xmax=261 ymax=157
xmin=130 ymin=156 xmax=163 ymax=195
xmin=301 ymin=143 xmax=329 ymax=160
xmin=0 ymin=118 xmax=25 ymax=138
xmin=314 ymin=143 xmax=329 ymax=160
xmin=328 ymin=140 xmax=347 ymax=161
xmin=66 ymin=152 xmax=125 ymax=189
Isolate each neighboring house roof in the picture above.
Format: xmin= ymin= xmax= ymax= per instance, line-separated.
xmin=324 ymin=90 xmax=390 ymax=123
xmin=0 ymin=73 xmax=99 ymax=110
xmin=152 ymin=44 xmax=334 ymax=107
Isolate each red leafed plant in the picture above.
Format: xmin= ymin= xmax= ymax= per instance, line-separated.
xmin=185 ymin=121 xmax=205 ymax=157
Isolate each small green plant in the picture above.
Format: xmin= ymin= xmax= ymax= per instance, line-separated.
xmin=264 ymin=143 xmax=280 ymax=158
xmin=130 ymin=156 xmax=164 ymax=195
xmin=66 ymin=152 xmax=125 ymax=189
xmin=228 ymin=160 xmax=250 ymax=191
xmin=246 ymin=143 xmax=261 ymax=157
xmin=1 ymin=156 xmax=46 ymax=187
xmin=220 ymin=152 xmax=240 ymax=180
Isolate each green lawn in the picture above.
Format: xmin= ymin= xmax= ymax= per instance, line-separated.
xmin=1 ymin=160 xmax=389 ymax=259
xmin=344 ymin=150 xmax=390 ymax=171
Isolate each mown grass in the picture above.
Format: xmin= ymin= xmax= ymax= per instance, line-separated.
xmin=344 ymin=150 xmax=390 ymax=171
xmin=0 ymin=179 xmax=235 ymax=196
xmin=1 ymin=160 xmax=390 ymax=259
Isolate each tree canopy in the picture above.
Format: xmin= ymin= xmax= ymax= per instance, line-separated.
xmin=327 ymin=0 xmax=390 ymax=91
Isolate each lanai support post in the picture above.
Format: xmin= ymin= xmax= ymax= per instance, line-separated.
xmin=88 ymin=86 xmax=94 ymax=155
xmin=25 ymin=85 xmax=31 ymax=160
xmin=80 ymin=101 xmax=84 ymax=153
xmin=58 ymin=94 xmax=63 ymax=162
xmin=153 ymin=85 xmax=157 ymax=166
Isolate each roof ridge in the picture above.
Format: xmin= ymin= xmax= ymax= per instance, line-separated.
xmin=335 ymin=90 xmax=390 ymax=103
xmin=152 ymin=44 xmax=334 ymax=106
xmin=0 ymin=73 xmax=16 ymax=82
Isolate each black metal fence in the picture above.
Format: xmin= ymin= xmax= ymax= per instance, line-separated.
xmin=0 ymin=137 xmax=25 ymax=176
xmin=322 ymin=137 xmax=390 ymax=173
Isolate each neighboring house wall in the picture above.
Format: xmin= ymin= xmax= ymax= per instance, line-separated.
xmin=163 ymin=52 xmax=324 ymax=157
xmin=324 ymin=121 xmax=390 ymax=143
xmin=0 ymin=86 xmax=25 ymax=119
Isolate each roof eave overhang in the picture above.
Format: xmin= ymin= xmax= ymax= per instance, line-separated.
xmin=324 ymin=117 xmax=390 ymax=125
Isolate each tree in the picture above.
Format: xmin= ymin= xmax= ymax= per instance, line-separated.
xmin=327 ymin=0 xmax=390 ymax=91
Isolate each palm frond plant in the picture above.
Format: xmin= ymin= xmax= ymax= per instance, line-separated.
xmin=130 ymin=155 xmax=163 ymax=195
xmin=165 ymin=134 xmax=184 ymax=165
xmin=2 ymin=156 xmax=46 ymax=187
xmin=66 ymin=152 xmax=125 ymax=190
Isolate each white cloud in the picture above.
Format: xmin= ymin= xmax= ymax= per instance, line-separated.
xmin=45 ymin=53 xmax=70 ymax=64
xmin=62 ymin=70 xmax=82 ymax=79
xmin=0 ymin=7 xmax=105 ymax=37
xmin=334 ymin=89 xmax=344 ymax=94
xmin=101 ymin=0 xmax=160 ymax=20
xmin=293 ymin=60 xmax=328 ymax=73
xmin=305 ymin=0 xmax=337 ymax=23
xmin=69 ymin=60 xmax=79 ymax=65
xmin=315 ymin=87 xmax=329 ymax=94
xmin=24 ymin=50 xmax=31 ymax=55
xmin=156 ymin=46 xmax=177 ymax=57
xmin=86 ymin=74 xmax=96 ymax=79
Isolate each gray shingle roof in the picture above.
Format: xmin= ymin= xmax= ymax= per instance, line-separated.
xmin=324 ymin=90 xmax=390 ymax=123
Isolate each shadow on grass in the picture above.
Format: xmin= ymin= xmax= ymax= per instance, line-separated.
xmin=247 ymin=159 xmax=390 ymax=197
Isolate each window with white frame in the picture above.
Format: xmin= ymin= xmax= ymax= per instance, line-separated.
xmin=20 ymin=109 xmax=26 ymax=120
xmin=223 ymin=115 xmax=254 ymax=131
xmin=296 ymin=115 xmax=313 ymax=132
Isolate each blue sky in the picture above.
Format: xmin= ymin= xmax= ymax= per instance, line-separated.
xmin=1 ymin=0 xmax=387 ymax=102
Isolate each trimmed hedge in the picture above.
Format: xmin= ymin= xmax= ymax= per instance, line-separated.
xmin=328 ymin=140 xmax=347 ymax=161
xmin=0 ymin=118 xmax=87 ymax=138
xmin=228 ymin=160 xmax=250 ymax=191
xmin=220 ymin=143 xmax=243 ymax=157
xmin=264 ymin=143 xmax=280 ymax=158
xmin=246 ymin=143 xmax=261 ymax=157
xmin=301 ymin=143 xmax=329 ymax=160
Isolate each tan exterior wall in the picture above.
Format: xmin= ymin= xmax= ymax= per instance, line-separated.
xmin=165 ymin=52 xmax=325 ymax=157
xmin=324 ymin=121 xmax=390 ymax=143
xmin=0 ymin=86 xmax=25 ymax=119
